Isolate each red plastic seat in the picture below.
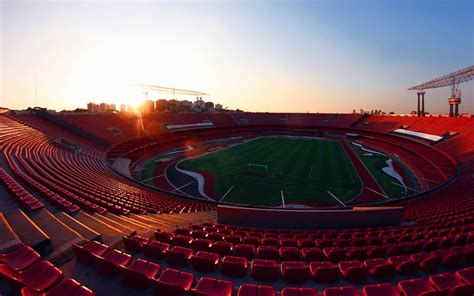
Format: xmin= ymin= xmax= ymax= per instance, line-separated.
xmin=280 ymin=239 xmax=298 ymax=248
xmin=237 ymin=284 xmax=276 ymax=296
xmin=323 ymin=247 xmax=345 ymax=262
xmin=191 ymin=238 xmax=213 ymax=252
xmin=0 ymin=260 xmax=64 ymax=293
xmin=120 ymin=258 xmax=161 ymax=288
xmin=191 ymin=277 xmax=233 ymax=296
xmin=21 ymin=278 xmax=95 ymax=296
xmin=143 ymin=240 xmax=170 ymax=259
xmin=176 ymin=227 xmax=193 ymax=236
xmin=192 ymin=230 xmax=209 ymax=239
xmin=410 ymin=252 xmax=442 ymax=272
xmin=95 ymin=249 xmax=132 ymax=275
xmin=208 ymin=232 xmax=225 ymax=242
xmin=251 ymin=259 xmax=278 ymax=281
xmin=281 ymin=287 xmax=318 ymax=296
xmin=309 ymin=261 xmax=339 ymax=282
xmin=234 ymin=244 xmax=256 ymax=259
xmin=302 ymin=247 xmax=324 ymax=261
xmin=361 ymin=283 xmax=399 ymax=296
xmin=257 ymin=246 xmax=279 ymax=260
xmin=225 ymin=234 xmax=242 ymax=245
xmin=262 ymin=238 xmax=279 ymax=247
xmin=191 ymin=251 xmax=220 ymax=272
xmin=344 ymin=247 xmax=367 ymax=260
xmin=456 ymin=266 xmax=474 ymax=284
xmin=397 ymin=278 xmax=441 ymax=296
xmin=220 ymin=256 xmax=248 ymax=277
xmin=323 ymin=286 xmax=359 ymax=296
xmin=0 ymin=246 xmax=41 ymax=271
xmin=298 ymin=239 xmax=316 ymax=248
xmin=154 ymin=230 xmax=174 ymax=244
xmin=281 ymin=261 xmax=308 ymax=283
xmin=280 ymin=247 xmax=301 ymax=261
xmin=154 ymin=268 xmax=194 ymax=296
xmin=338 ymin=260 xmax=369 ymax=281
xmin=428 ymin=273 xmax=464 ymax=293
xmin=166 ymin=246 xmax=193 ymax=266
xmin=173 ymin=235 xmax=193 ymax=248
xmin=122 ymin=235 xmax=149 ymax=252
xmin=243 ymin=236 xmax=260 ymax=247
xmin=363 ymin=258 xmax=394 ymax=278
xmin=387 ymin=255 xmax=418 ymax=275
xmin=73 ymin=241 xmax=109 ymax=264
xmin=211 ymin=241 xmax=234 ymax=257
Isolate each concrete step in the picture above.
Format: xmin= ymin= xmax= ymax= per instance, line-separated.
xmin=106 ymin=213 xmax=151 ymax=234
xmin=56 ymin=212 xmax=101 ymax=242
xmin=6 ymin=209 xmax=52 ymax=255
xmin=0 ymin=212 xmax=23 ymax=253
xmin=129 ymin=214 xmax=171 ymax=231
xmin=140 ymin=214 xmax=181 ymax=229
xmin=93 ymin=213 xmax=136 ymax=235
xmin=28 ymin=209 xmax=86 ymax=265
xmin=72 ymin=211 xmax=123 ymax=248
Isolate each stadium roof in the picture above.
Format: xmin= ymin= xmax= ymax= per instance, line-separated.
xmin=408 ymin=65 xmax=474 ymax=90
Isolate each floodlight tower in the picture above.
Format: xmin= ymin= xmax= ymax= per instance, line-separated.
xmin=408 ymin=65 xmax=474 ymax=117
xmin=448 ymin=78 xmax=461 ymax=117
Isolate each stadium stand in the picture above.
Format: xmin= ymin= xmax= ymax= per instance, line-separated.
xmin=0 ymin=110 xmax=473 ymax=295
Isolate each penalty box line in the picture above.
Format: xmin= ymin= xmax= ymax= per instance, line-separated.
xmin=327 ymin=190 xmax=346 ymax=207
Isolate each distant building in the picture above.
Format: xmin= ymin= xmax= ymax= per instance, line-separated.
xmin=215 ymin=104 xmax=223 ymax=110
xmin=110 ymin=104 xmax=116 ymax=111
xmin=193 ymin=97 xmax=205 ymax=110
xmin=120 ymin=104 xmax=127 ymax=113
xmin=87 ymin=103 xmax=98 ymax=112
xmin=205 ymin=102 xmax=214 ymax=109
xmin=99 ymin=103 xmax=108 ymax=112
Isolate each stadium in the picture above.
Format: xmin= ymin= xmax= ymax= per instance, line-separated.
xmin=1 ymin=1 xmax=474 ymax=296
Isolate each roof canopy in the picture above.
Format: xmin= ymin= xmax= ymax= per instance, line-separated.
xmin=408 ymin=65 xmax=474 ymax=90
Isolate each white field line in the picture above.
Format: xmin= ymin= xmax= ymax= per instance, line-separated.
xmin=365 ymin=186 xmax=392 ymax=200
xmin=142 ymin=174 xmax=164 ymax=183
xmin=280 ymin=190 xmax=286 ymax=208
xmin=421 ymin=177 xmax=442 ymax=185
xmin=308 ymin=166 xmax=313 ymax=179
xmin=172 ymin=180 xmax=195 ymax=193
xmin=327 ymin=190 xmax=346 ymax=207
xmin=390 ymin=182 xmax=421 ymax=193
xmin=220 ymin=186 xmax=234 ymax=202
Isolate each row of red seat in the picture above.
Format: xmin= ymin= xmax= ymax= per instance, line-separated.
xmin=0 ymin=245 xmax=94 ymax=295
xmin=0 ymin=168 xmax=44 ymax=211
xmin=123 ymin=233 xmax=474 ymax=285
xmin=73 ymin=239 xmax=474 ymax=296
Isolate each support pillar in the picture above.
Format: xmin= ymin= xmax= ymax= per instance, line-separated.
xmin=417 ymin=92 xmax=421 ymax=116
xmin=421 ymin=91 xmax=425 ymax=116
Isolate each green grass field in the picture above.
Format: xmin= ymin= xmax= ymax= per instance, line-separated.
xmin=179 ymin=137 xmax=362 ymax=206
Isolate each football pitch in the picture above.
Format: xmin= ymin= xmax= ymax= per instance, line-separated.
xmin=179 ymin=137 xmax=362 ymax=206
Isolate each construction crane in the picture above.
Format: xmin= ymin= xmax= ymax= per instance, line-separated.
xmin=134 ymin=84 xmax=209 ymax=98
xmin=408 ymin=65 xmax=474 ymax=117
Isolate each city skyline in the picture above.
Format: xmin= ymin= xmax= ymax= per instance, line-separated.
xmin=1 ymin=0 xmax=473 ymax=115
